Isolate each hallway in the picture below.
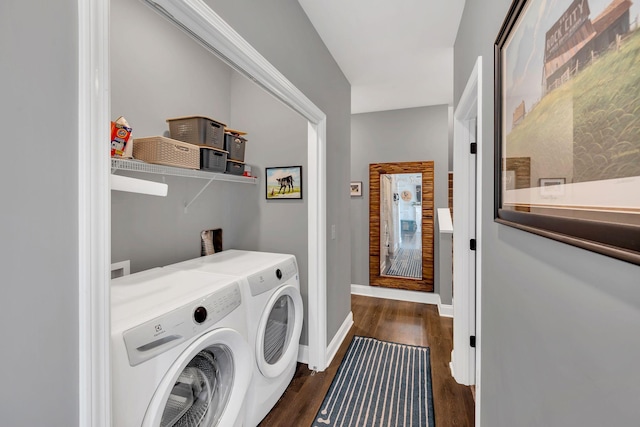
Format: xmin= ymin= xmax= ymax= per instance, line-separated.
xmin=260 ymin=295 xmax=475 ymax=426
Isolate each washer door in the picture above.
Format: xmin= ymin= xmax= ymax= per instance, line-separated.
xmin=143 ymin=328 xmax=251 ymax=427
xmin=255 ymin=284 xmax=303 ymax=378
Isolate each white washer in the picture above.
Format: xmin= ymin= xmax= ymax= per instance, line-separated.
xmin=165 ymin=250 xmax=303 ymax=427
xmin=111 ymin=267 xmax=252 ymax=427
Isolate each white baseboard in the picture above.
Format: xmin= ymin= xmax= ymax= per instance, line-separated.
xmin=438 ymin=303 xmax=454 ymax=318
xmin=351 ymin=284 xmax=454 ymax=318
xmin=297 ymin=311 xmax=353 ymax=368
xmin=450 ymin=360 xmax=455 ymax=377
xmin=298 ymin=343 xmax=309 ymax=365
xmin=351 ymin=284 xmax=441 ymax=305
xmin=326 ymin=311 xmax=353 ymax=367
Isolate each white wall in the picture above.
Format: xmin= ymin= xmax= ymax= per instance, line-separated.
xmin=455 ymin=1 xmax=640 ymax=424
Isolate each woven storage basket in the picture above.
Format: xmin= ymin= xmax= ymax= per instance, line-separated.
xmin=133 ymin=136 xmax=200 ymax=169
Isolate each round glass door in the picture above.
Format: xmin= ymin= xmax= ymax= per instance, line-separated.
xmin=256 ymin=285 xmax=303 ymax=378
xmin=160 ymin=345 xmax=233 ymax=427
xmin=263 ymin=295 xmax=293 ymax=365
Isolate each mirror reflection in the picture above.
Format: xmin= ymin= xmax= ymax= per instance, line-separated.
xmin=380 ymin=173 xmax=422 ymax=279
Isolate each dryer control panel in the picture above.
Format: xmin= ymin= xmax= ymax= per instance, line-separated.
xmin=122 ymin=282 xmax=242 ymax=366
xmin=246 ymin=258 xmax=298 ymax=296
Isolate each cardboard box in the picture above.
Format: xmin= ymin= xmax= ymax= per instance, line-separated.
xmin=110 ymin=118 xmax=133 ymax=158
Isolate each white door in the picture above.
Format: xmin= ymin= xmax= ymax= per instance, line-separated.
xmin=452 ymin=56 xmax=482 ymax=390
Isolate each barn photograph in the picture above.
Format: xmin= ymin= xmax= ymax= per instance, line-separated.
xmin=501 ymin=0 xmax=640 ymax=190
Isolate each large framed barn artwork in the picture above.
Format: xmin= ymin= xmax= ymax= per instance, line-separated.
xmin=495 ymin=0 xmax=640 ymax=265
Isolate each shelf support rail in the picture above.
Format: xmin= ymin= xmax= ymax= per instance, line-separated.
xmin=184 ymin=177 xmax=216 ymax=213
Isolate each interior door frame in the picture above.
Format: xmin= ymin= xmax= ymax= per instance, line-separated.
xmin=79 ymin=0 xmax=328 ymax=425
xmin=452 ymin=56 xmax=483 ymax=425
xmin=79 ymin=0 xmax=111 ymax=425
xmin=369 ymin=161 xmax=435 ymax=292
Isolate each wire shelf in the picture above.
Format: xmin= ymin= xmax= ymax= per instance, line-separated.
xmin=111 ymin=158 xmax=257 ymax=184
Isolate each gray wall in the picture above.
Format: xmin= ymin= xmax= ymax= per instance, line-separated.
xmin=111 ymin=0 xmax=243 ymax=272
xmin=0 ymin=0 xmax=79 ymax=425
xmin=110 ymin=0 xmax=233 ymax=139
xmin=110 ymin=0 xmax=328 ymax=347
xmin=455 ymin=1 xmax=640 ymax=425
xmin=111 ymin=0 xmax=352 ymax=345
xmin=0 ymin=0 xmax=349 ymax=424
xmin=111 ymin=0 xmax=305 ymax=271
xmin=350 ymin=106 xmax=449 ymax=286
xmin=207 ymin=0 xmax=353 ymax=343
xmin=228 ymin=72 xmax=310 ymax=343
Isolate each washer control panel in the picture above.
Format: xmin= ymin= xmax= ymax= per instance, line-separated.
xmin=122 ymin=282 xmax=242 ymax=366
xmin=247 ymin=258 xmax=298 ymax=296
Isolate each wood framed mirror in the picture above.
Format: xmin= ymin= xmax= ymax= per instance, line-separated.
xmin=369 ymin=161 xmax=434 ymax=292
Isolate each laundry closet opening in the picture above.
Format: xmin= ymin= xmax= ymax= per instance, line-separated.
xmin=109 ymin=0 xmax=326 ymax=366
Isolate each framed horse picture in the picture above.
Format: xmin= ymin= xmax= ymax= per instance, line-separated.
xmin=266 ymin=165 xmax=303 ymax=199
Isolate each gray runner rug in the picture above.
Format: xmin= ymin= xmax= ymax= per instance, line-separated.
xmin=312 ymin=336 xmax=435 ymax=427
xmin=385 ymin=248 xmax=422 ymax=279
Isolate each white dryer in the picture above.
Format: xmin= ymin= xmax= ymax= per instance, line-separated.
xmin=165 ymin=250 xmax=304 ymax=427
xmin=111 ymin=267 xmax=252 ymax=427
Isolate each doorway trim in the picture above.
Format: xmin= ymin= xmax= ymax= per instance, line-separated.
xmin=452 ymin=56 xmax=482 ymax=417
xmin=79 ymin=0 xmax=110 ymax=425
xmin=81 ymin=0 xmax=328 ymax=424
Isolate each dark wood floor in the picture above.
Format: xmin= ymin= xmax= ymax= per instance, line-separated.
xmin=259 ymin=294 xmax=475 ymax=426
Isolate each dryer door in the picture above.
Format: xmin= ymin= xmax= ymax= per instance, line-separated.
xmin=143 ymin=328 xmax=251 ymax=427
xmin=255 ymin=283 xmax=304 ymax=378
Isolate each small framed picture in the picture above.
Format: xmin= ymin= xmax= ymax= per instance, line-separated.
xmin=539 ymin=177 xmax=566 ymax=197
xmin=266 ymin=166 xmax=302 ymax=199
xmin=350 ymin=181 xmax=362 ymax=197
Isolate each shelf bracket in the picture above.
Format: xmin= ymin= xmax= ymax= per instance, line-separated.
xmin=184 ymin=177 xmax=216 ymax=213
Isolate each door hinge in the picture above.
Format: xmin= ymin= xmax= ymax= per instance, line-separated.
xmin=470 ymin=335 xmax=476 ymax=348
xmin=470 ymin=239 xmax=476 ymax=251
xmin=470 ymin=142 xmax=477 ymax=154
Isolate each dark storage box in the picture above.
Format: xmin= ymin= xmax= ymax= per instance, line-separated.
xmin=200 ymin=148 xmax=227 ymax=173
xmin=166 ymin=116 xmax=226 ymax=150
xmin=224 ymin=133 xmax=247 ymax=162
xmin=225 ymin=159 xmax=245 ymax=175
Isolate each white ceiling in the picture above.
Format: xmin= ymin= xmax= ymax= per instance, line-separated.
xmin=298 ymin=0 xmax=466 ymax=114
